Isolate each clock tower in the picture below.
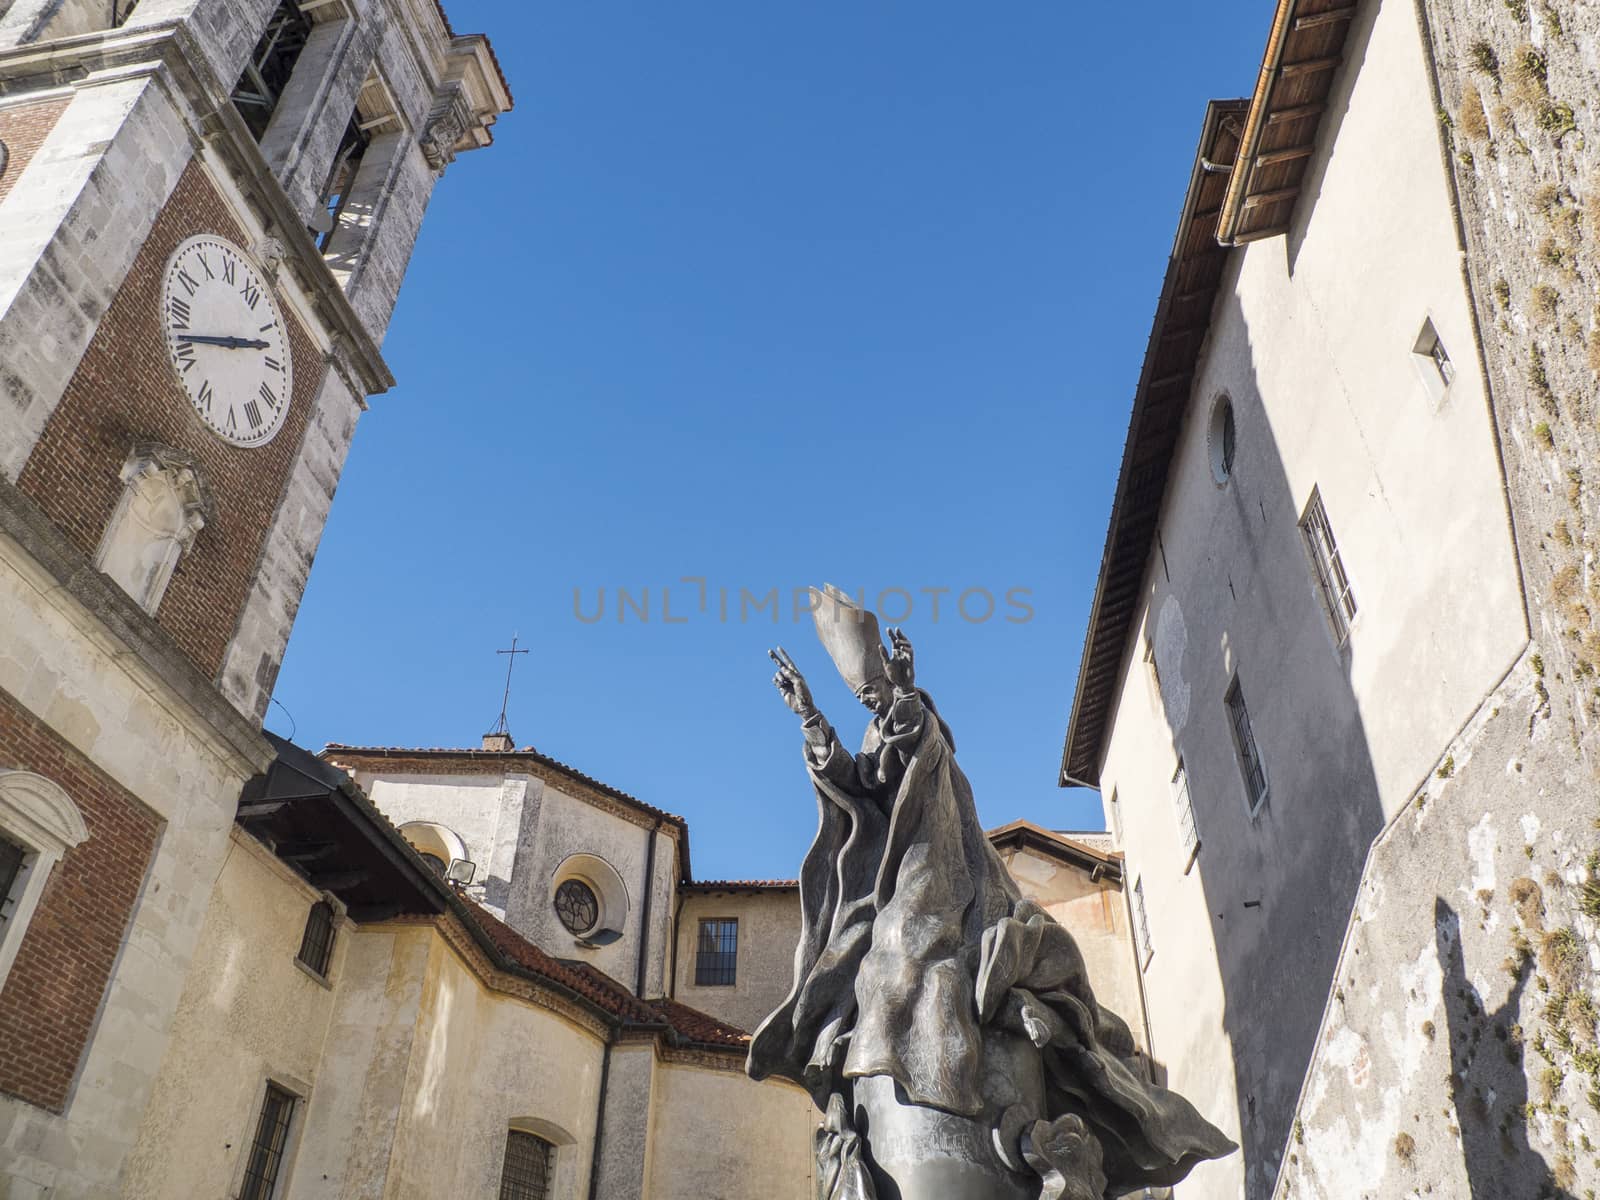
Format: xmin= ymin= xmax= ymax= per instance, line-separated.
xmin=0 ymin=1 xmax=509 ymax=1193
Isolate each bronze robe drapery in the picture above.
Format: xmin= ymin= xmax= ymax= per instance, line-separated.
xmin=747 ymin=690 xmax=1235 ymax=1193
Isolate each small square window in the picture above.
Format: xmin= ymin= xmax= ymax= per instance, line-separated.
xmin=694 ymin=917 xmax=738 ymax=986
xmin=1412 ymin=318 xmax=1454 ymax=404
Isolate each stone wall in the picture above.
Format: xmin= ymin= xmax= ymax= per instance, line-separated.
xmin=1273 ymin=0 xmax=1600 ymax=1196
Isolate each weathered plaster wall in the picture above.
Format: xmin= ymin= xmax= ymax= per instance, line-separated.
xmin=379 ymin=932 xmax=602 ymax=1200
xmin=1095 ymin=1 xmax=1527 ymax=1194
xmin=673 ymin=890 xmax=801 ymax=1033
xmin=0 ymin=525 xmax=254 ymax=1199
xmin=1275 ymin=0 xmax=1600 ymax=1195
xmin=647 ymin=1062 xmax=816 ymax=1200
xmin=121 ymin=829 xmax=345 ymax=1199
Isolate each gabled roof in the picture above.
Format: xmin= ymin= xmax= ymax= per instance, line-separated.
xmin=987 ymin=819 xmax=1124 ymax=881
xmin=1058 ymin=100 xmax=1247 ymax=789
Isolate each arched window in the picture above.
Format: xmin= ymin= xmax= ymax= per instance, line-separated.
xmin=95 ymin=443 xmax=210 ymax=614
xmin=498 ymin=1129 xmax=553 ymax=1200
xmin=0 ymin=771 xmax=89 ymax=993
xmin=297 ymin=900 xmax=335 ymax=978
xmin=398 ymin=821 xmax=467 ymax=876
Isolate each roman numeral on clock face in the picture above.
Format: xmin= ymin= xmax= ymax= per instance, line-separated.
xmin=259 ymin=381 xmax=280 ymax=411
xmin=241 ymin=281 xmax=261 ymax=310
xmin=168 ymin=297 xmax=191 ymax=329
xmin=223 ymin=257 xmax=236 ymax=285
xmin=196 ymin=379 xmax=213 ymax=413
xmin=264 ymin=356 xmax=282 ymax=373
xmin=244 ymin=399 xmax=263 ymax=429
xmin=174 ymin=341 xmax=196 ymax=372
xmin=177 ymin=268 xmax=199 ymax=297
xmin=225 ymin=407 xmax=237 ymax=433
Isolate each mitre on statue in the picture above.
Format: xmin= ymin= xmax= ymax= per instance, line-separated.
xmin=810 ymin=584 xmax=888 ymax=693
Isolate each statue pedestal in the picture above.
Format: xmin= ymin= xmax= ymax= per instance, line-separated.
xmin=853 ymin=1074 xmax=1036 ymax=1200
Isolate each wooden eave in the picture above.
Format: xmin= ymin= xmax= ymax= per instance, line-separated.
xmin=240 ymin=734 xmax=448 ymax=922
xmin=1059 ymin=99 xmax=1247 ymax=790
xmin=1216 ymin=0 xmax=1360 ymax=245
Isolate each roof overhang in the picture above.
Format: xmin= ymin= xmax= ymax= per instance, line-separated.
xmin=987 ymin=820 xmax=1125 ymax=881
xmin=1059 ymin=99 xmax=1248 ymax=790
xmin=1217 ymin=0 xmax=1361 ymax=245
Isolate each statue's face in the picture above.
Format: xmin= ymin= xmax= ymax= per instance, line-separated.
xmin=854 ymin=679 xmax=893 ymax=717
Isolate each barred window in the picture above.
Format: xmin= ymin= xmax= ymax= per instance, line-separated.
xmin=297 ymin=900 xmax=335 ymax=977
xmin=1300 ymin=489 xmax=1357 ymax=646
xmin=1225 ymin=679 xmax=1270 ymax=815
xmin=240 ymin=1083 xmax=296 ymax=1200
xmin=499 ymin=1130 xmax=553 ymax=1200
xmin=1131 ymin=878 xmax=1153 ymax=970
xmin=1171 ymin=761 xmax=1199 ymax=867
xmin=694 ymin=917 xmax=738 ymax=986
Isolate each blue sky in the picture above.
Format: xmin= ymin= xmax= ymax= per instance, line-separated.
xmin=272 ymin=2 xmax=1268 ymax=881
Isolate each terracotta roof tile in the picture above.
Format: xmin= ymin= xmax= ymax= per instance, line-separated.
xmin=680 ymin=879 xmax=799 ymax=892
xmin=648 ymin=997 xmax=751 ymax=1047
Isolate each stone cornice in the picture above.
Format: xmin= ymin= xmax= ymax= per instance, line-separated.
xmin=0 ymin=22 xmax=394 ymax=396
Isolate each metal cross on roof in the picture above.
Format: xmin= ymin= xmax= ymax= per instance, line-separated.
xmin=488 ymin=634 xmax=528 ymax=739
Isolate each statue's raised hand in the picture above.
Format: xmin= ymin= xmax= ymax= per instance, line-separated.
xmin=881 ymin=627 xmax=915 ymax=693
xmin=770 ymin=647 xmax=817 ymax=718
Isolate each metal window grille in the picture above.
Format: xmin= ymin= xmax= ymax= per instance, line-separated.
xmin=1131 ymin=878 xmax=1153 ymax=969
xmin=554 ymin=879 xmax=599 ymax=935
xmin=694 ymin=918 xmax=738 ymax=986
xmin=1300 ymin=490 xmax=1357 ymax=645
xmin=1106 ymin=788 xmax=1123 ymax=844
xmin=240 ymin=1084 xmax=296 ymax=1200
xmin=297 ymin=901 xmax=335 ymax=977
xmin=0 ymin=835 xmax=25 ymax=924
xmin=1225 ymin=679 xmax=1269 ymax=813
xmin=498 ymin=1130 xmax=553 ymax=1200
xmin=1430 ymin=336 xmax=1454 ymax=385
xmin=1171 ymin=761 xmax=1199 ymax=862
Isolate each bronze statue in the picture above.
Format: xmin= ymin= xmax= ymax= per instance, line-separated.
xmin=747 ymin=586 xmax=1235 ymax=1200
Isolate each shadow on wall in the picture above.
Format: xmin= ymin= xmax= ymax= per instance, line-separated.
xmin=1435 ymin=897 xmax=1575 ymax=1200
xmin=1148 ymin=294 xmax=1386 ymax=1200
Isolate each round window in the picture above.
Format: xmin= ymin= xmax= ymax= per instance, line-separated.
xmin=1208 ymin=395 xmax=1236 ymax=485
xmin=554 ymin=879 xmax=600 ymax=935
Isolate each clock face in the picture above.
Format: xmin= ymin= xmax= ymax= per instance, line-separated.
xmin=159 ymin=235 xmax=294 ymax=448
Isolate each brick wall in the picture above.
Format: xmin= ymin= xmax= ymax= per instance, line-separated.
xmin=0 ymin=686 xmax=162 ymax=1113
xmin=16 ymin=160 xmax=327 ymax=680
xmin=0 ymin=98 xmax=68 ymax=207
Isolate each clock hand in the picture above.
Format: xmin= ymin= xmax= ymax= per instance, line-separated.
xmin=179 ymin=334 xmax=271 ymax=350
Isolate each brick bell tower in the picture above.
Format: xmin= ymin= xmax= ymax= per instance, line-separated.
xmin=0 ymin=0 xmax=509 ymax=1193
